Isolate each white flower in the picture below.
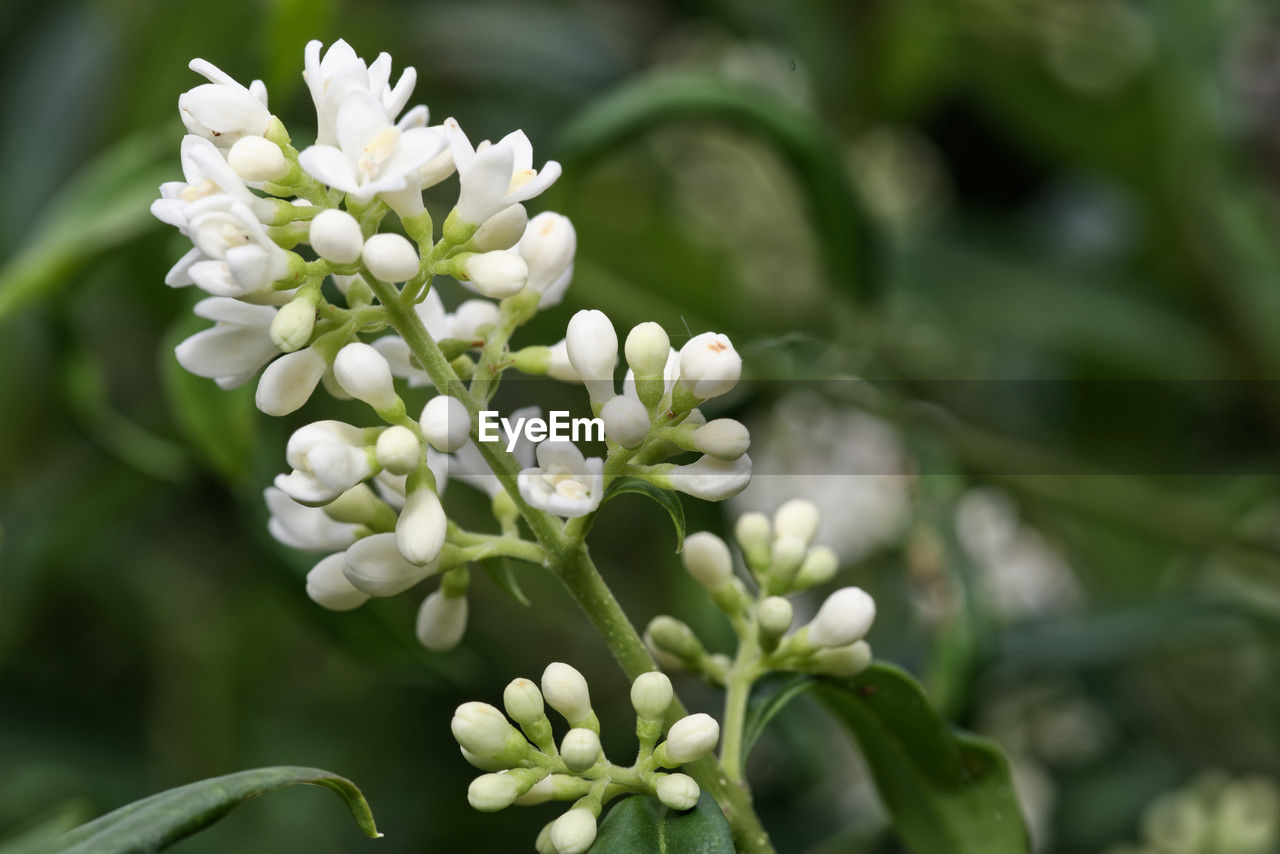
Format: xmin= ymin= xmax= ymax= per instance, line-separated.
xmin=274 ymin=420 xmax=372 ymax=505
xmin=470 ymin=204 xmax=528 ymax=251
xmin=516 ymin=211 xmax=575 ymax=308
xmin=297 ymin=87 xmax=445 ymax=205
xmin=421 ymin=395 xmax=471 ymax=453
xmin=396 ymin=485 xmax=447 ymax=565
xmin=306 ymin=553 xmax=370 ymax=611
xmin=807 ymin=587 xmax=876 ymax=648
xmin=600 ymin=395 xmax=649 ymax=448
xmin=463 ymin=251 xmax=528 ymax=299
xmin=226 ymin=136 xmax=288 ymax=183
xmin=416 ymin=589 xmax=468 ymax=650
xmin=362 ymin=232 xmax=420 ymax=282
xmin=677 ymin=331 xmax=741 ymax=400
xmin=308 ymin=209 xmax=364 ymax=264
xmin=182 ymin=195 xmax=293 ymax=297
xmin=303 ymin=39 xmax=419 ymax=147
xmin=668 ymin=453 xmax=752 ymax=501
xmin=540 ymin=662 xmax=593 ymax=725
xmin=565 ymin=309 xmax=617 ymax=405
xmin=446 ymin=120 xmax=561 ymax=225
xmin=178 ymin=58 xmax=270 ymax=149
xmin=174 ymin=297 xmax=278 ymax=389
xmin=343 ymin=531 xmax=440 ymax=596
xmin=269 ymin=297 xmax=316 ymax=352
xmin=682 ymin=532 xmax=733 ymax=590
xmin=662 ymin=713 xmax=720 ymax=764
xmin=334 ymin=342 xmax=399 ymax=410
xmin=152 ymin=135 xmax=271 ymax=237
xmin=451 ymin=406 xmax=538 ymax=497
xmin=517 ymin=440 xmax=604 ymax=519
xmin=265 ymin=487 xmax=359 ymax=552
xmin=256 ymin=347 xmax=326 ymax=415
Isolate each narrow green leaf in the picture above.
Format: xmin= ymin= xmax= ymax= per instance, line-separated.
xmin=742 ymin=674 xmax=817 ymax=756
xmin=55 ymin=766 xmax=379 ymax=853
xmin=589 ymin=792 xmax=733 ymax=854
xmin=0 ymin=802 xmax=90 ymax=854
xmin=814 ymin=664 xmax=1029 ymax=854
xmin=598 ymin=477 xmax=686 ymax=551
xmin=479 ymin=557 xmax=532 ymax=607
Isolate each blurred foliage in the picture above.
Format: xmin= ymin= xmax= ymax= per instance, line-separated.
xmin=3 ymin=0 xmax=1280 ymax=852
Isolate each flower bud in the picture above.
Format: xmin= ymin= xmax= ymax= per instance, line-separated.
xmin=309 ymin=209 xmax=364 ymax=264
xmin=227 ymin=135 xmax=289 ymax=182
xmin=470 ymin=203 xmax=528 ymax=251
xmin=363 ymin=232 xmax=420 ymax=282
xmin=691 ymin=419 xmax=750 ymax=461
xmin=655 ymin=773 xmax=700 ymax=811
xmin=269 ymin=297 xmax=316 ymax=353
xmin=771 ymin=535 xmax=808 ymax=583
xmin=662 ymin=713 xmax=720 ymax=764
xmin=757 ymin=596 xmax=794 ymax=638
xmin=461 ymin=747 xmax=508 ymax=772
xmin=668 ymin=454 xmax=752 ymax=501
xmin=808 ymin=587 xmax=877 ymax=648
xmin=624 ymin=322 xmax=670 ymax=378
xmin=811 ymin=640 xmax=873 ymax=677
xmin=420 ymin=395 xmax=471 ymax=452
xmin=559 ymin=728 xmax=602 ymax=772
xmin=503 ymin=677 xmax=545 ymax=727
xmin=416 ymin=589 xmax=468 ymax=650
xmin=644 ymin=616 xmax=705 ymax=667
xmin=795 ymin=546 xmax=839 ymax=589
xmin=305 ymin=553 xmax=369 ymax=611
xmin=600 ymin=395 xmax=650 ymax=448
xmin=452 ymin=300 xmax=502 ymax=340
xmin=256 ymin=347 xmax=325 ymax=416
xmin=518 ymin=212 xmax=575 ymax=295
xmin=451 ymin=701 xmax=531 ymax=765
xmin=397 ymin=486 xmax=447 ymax=565
xmin=465 ymin=250 xmax=528 ymax=298
xmin=734 ymin=512 xmax=772 ymax=570
xmin=630 ymin=671 xmax=674 ymax=721
xmin=334 ymin=342 xmax=399 ymax=410
xmin=468 ymin=772 xmax=521 ymax=812
xmin=677 ymin=332 xmax=741 ymax=400
xmin=682 ymin=531 xmax=734 ymax=590
xmin=549 ymin=808 xmax=597 ymax=854
xmin=375 ymin=426 xmax=421 ymax=475
xmin=774 ymin=498 xmax=820 ymax=544
xmin=565 ymin=310 xmax=617 ymax=404
xmin=343 ymin=532 xmax=439 ymax=596
xmin=540 ymin=662 xmax=594 ymax=728
xmin=546 ymin=340 xmax=580 ymax=383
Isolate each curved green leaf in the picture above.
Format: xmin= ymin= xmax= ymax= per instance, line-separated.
xmin=742 ymin=674 xmax=816 ymax=756
xmin=589 ymin=792 xmax=733 ymax=854
xmin=54 ymin=766 xmax=380 ymax=853
xmin=480 ymin=556 xmax=532 ymax=607
xmin=599 ymin=477 xmax=685 ymax=551
xmin=557 ymin=72 xmax=877 ymax=303
xmin=815 ymin=664 xmax=1029 ymax=854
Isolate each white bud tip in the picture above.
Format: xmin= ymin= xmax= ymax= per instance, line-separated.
xmin=655 ymin=773 xmax=700 ymax=811
xmin=363 ymin=232 xmax=420 ymax=282
xmin=600 ymin=394 xmax=650 ymax=448
xmin=624 ymin=321 xmax=671 ymax=377
xmin=550 ymin=808 xmax=597 ymax=854
xmin=681 ymin=531 xmax=734 ymax=590
xmin=503 ymin=677 xmax=545 ymax=725
xmin=692 ymin=419 xmax=750 ymax=461
xmin=559 ymin=728 xmax=602 ymax=772
xmin=305 ymin=554 xmax=369 ymax=611
xmin=466 ymin=250 xmax=529 ymax=298
xmin=415 ymin=589 xmax=468 ymax=650
xmin=774 ymin=498 xmax=821 ymax=544
xmin=808 ymin=587 xmax=877 ymax=648
xmin=630 ymin=671 xmax=674 ymax=720
xmin=663 ymin=713 xmax=720 ymax=764
xmin=375 ymin=426 xmax=421 ymax=475
xmin=757 ymin=596 xmax=794 ymax=635
xmin=334 ymin=342 xmax=398 ymax=410
xmin=467 ymin=772 xmax=520 ymax=812
xmin=677 ymin=331 xmax=741 ymax=400
xmin=540 ymin=662 xmax=593 ymax=724
xmin=309 ymin=209 xmax=364 ymax=264
xmin=420 ymin=395 xmax=471 ymax=452
xmin=227 ymin=135 xmax=289 ymax=182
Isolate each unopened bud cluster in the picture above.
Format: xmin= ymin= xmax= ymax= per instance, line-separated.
xmin=450 ymin=664 xmax=719 ymax=853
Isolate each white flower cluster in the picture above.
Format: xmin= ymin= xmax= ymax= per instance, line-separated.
xmin=153 ymin=40 xmax=753 ymax=649
xmin=451 ymin=663 xmax=719 ymax=854
xmin=647 ymin=499 xmax=877 ymax=682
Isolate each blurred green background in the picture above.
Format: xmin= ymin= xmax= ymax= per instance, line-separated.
xmin=3 ymin=0 xmax=1280 ymax=851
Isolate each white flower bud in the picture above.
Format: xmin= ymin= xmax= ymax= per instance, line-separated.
xmin=734 ymin=512 xmax=772 ymax=565
xmin=565 ymin=310 xmax=617 ymax=404
xmin=691 ymin=419 xmax=750 ymax=461
xmin=451 ymin=701 xmax=529 ymax=764
xmin=669 ymin=454 xmax=752 ymax=501
xmin=375 ymin=426 xmax=421 ymax=475
xmin=682 ymin=531 xmax=734 ymax=590
xmin=546 ymin=339 xmax=580 ymax=383
xmin=420 ymin=395 xmax=470 ymax=452
xmin=461 ymin=747 xmax=508 ymax=772
xmin=549 ymin=808 xmax=597 ymax=854
xmin=334 ymin=342 xmax=399 ymax=410
xmin=362 ymin=232 xmax=420 ymax=282
xmin=630 ymin=672 xmax=673 ymax=721
xmin=540 ymin=662 xmax=593 ymax=726
xmin=465 ymin=250 xmax=528 ymax=298
xmin=812 ymin=641 xmax=873 ymax=677
xmin=774 ymin=498 xmax=820 ymax=544
xmin=269 ymin=297 xmax=316 ymax=352
xmin=559 ymin=728 xmax=601 ymax=772
xmin=227 ymin=135 xmax=289 ymax=182
xmin=644 ymin=616 xmax=705 ymax=665
xmin=655 ymin=774 xmax=700 ymax=811
xmin=503 ymin=677 xmax=545 ymax=726
xmin=470 ymin=203 xmax=528 ymax=251
xmin=808 ymin=587 xmax=877 ymax=648
xmin=309 ymin=209 xmax=364 ymax=264
xmin=677 ymin=332 xmax=741 ymax=400
xmin=397 ymin=486 xmax=447 ymax=565
xmin=796 ymin=546 xmax=839 ymax=588
xmin=771 ymin=535 xmax=808 ymax=579
xmin=757 ymin=596 xmax=793 ymax=636
xmin=305 ymin=553 xmax=369 ymax=611
xmin=468 ymin=772 xmax=521 ymax=812
xmin=663 ymin=713 xmax=720 ymax=764
xmin=416 ymin=589 xmax=468 ymax=650
xmin=600 ymin=395 xmax=650 ymax=448
xmin=624 ymin=322 xmax=671 ymax=377
xmin=517 ymin=212 xmax=575 ymax=295
xmin=451 ymin=300 xmax=502 ymax=340
xmin=343 ymin=532 xmax=439 ymax=596
xmin=256 ymin=347 xmax=325 ymax=416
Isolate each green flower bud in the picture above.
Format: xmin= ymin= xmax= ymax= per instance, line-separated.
xmin=757 ymin=596 xmax=794 ymax=644
xmin=630 ymin=671 xmax=674 ymax=721
xmin=550 ymin=807 xmax=597 ymax=854
xmin=734 ymin=512 xmax=772 ymax=573
xmin=810 ymin=641 xmax=873 ymax=677
xmin=541 ymin=662 xmax=597 ymax=731
xmin=644 ymin=616 xmax=706 ymax=669
xmin=559 ymin=728 xmax=602 ymax=772
xmin=659 ymin=713 xmax=720 ymax=765
xmin=375 ymin=426 xmax=421 ymax=475
xmin=503 ymin=677 xmax=545 ymax=726
xmin=269 ymin=295 xmax=317 ymax=352
xmin=655 ymin=773 xmax=700 ymax=811
xmin=451 ymin=701 xmax=531 ymax=765
xmin=681 ymin=531 xmax=734 ymax=590
xmin=795 ymin=545 xmax=839 ymax=590
xmin=468 ymin=772 xmax=522 ymax=812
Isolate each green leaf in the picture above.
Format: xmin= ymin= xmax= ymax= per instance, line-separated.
xmin=599 ymin=477 xmax=686 ymax=551
xmin=741 ymin=674 xmax=817 ymax=756
xmin=479 ymin=557 xmax=532 ymax=607
xmin=814 ymin=664 xmax=1030 ymax=854
xmin=54 ymin=766 xmax=380 ymax=853
xmin=589 ymin=792 xmax=734 ymax=854
xmin=0 ymin=802 xmax=90 ymax=854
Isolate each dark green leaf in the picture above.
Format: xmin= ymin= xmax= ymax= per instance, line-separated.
xmin=742 ymin=674 xmax=817 ymax=756
xmin=479 ymin=557 xmax=532 ymax=607
xmin=55 ymin=766 xmax=380 ymax=853
xmin=589 ymin=792 xmax=733 ymax=854
xmin=599 ymin=477 xmax=685 ymax=551
xmin=815 ymin=664 xmax=1029 ymax=854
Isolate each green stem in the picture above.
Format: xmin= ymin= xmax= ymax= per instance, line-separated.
xmin=719 ymin=623 xmax=761 ymax=783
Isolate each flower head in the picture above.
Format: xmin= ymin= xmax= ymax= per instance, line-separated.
xmin=446 ymin=121 xmax=561 ymax=225
xmin=517 ymin=440 xmax=604 ymax=519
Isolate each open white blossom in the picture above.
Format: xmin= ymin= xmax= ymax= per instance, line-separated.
xmin=446 ymin=121 xmax=561 ymax=225
xmin=265 ymin=487 xmax=359 ymax=552
xmin=275 ymin=420 xmax=373 ymax=505
xmin=179 ymin=58 xmax=270 ymax=149
xmin=174 ymin=297 xmax=279 ymax=389
xmin=303 ymin=39 xmax=420 ymax=147
xmin=517 ymin=440 xmax=604 ymax=518
xmin=181 ymin=195 xmax=293 ymax=296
